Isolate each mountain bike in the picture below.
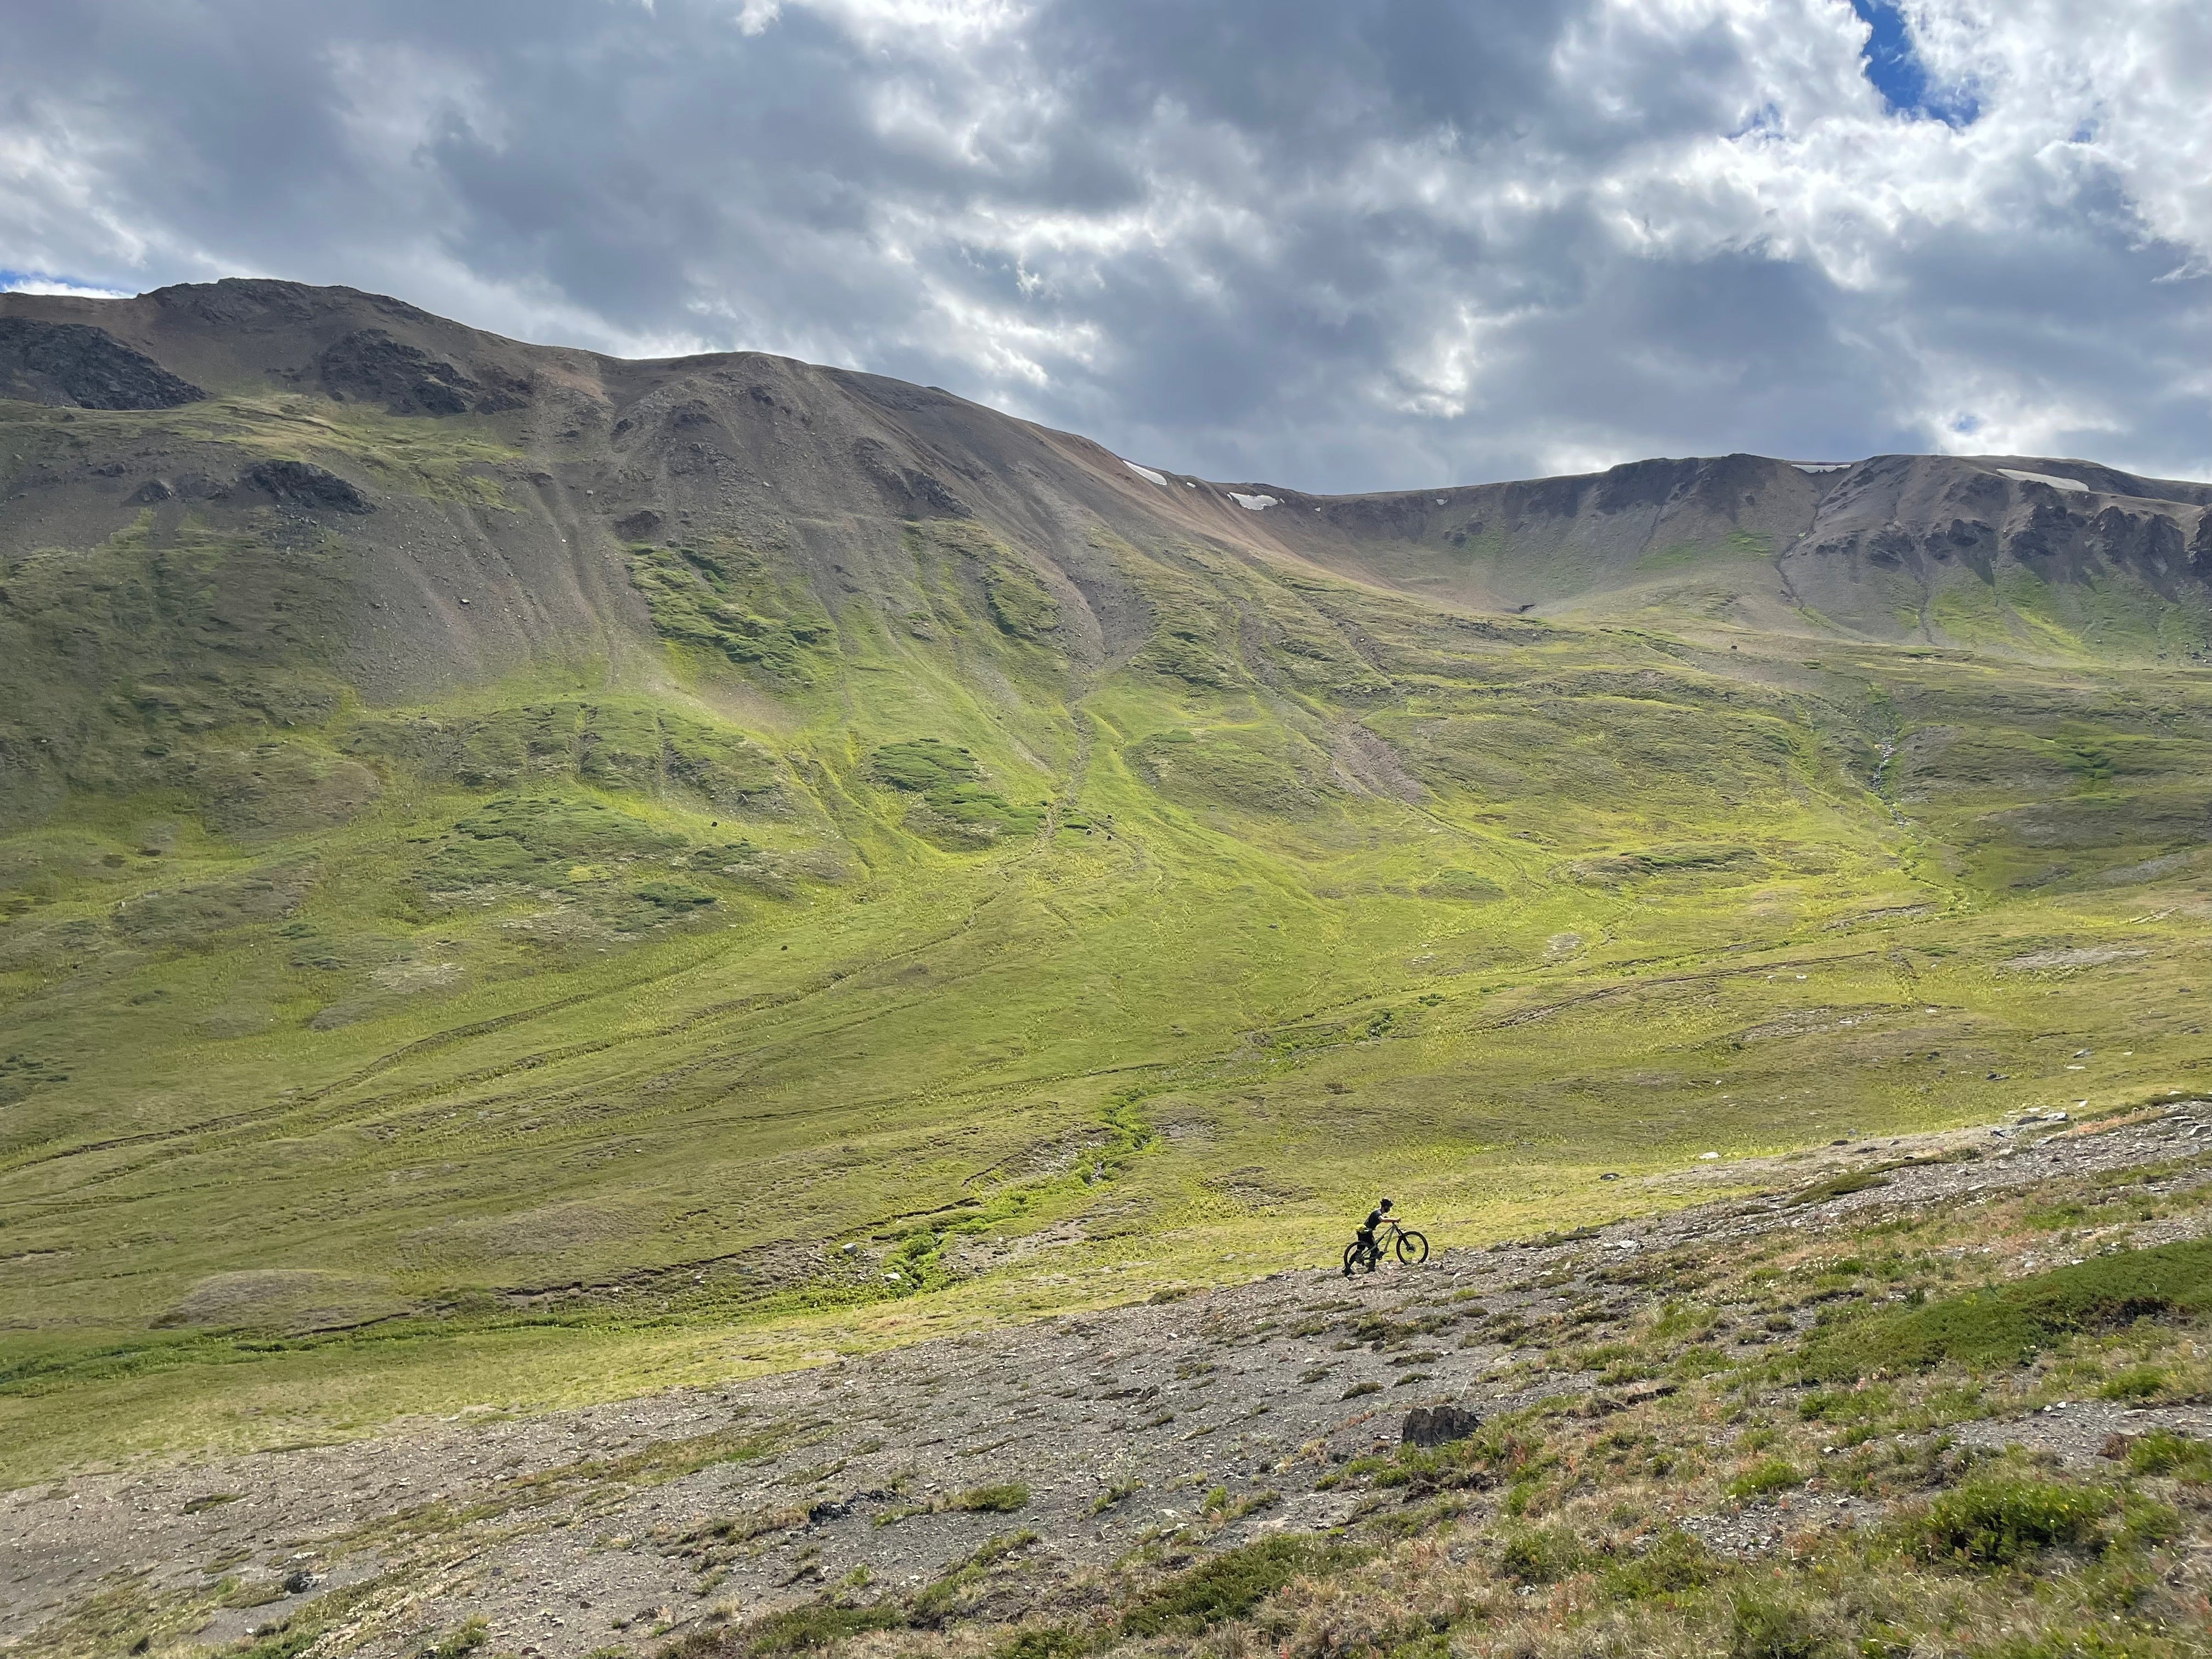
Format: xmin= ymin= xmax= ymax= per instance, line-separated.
xmin=1342 ymin=1217 xmax=1430 ymax=1274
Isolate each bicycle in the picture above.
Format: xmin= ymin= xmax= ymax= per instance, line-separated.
xmin=1342 ymin=1216 xmax=1429 ymax=1274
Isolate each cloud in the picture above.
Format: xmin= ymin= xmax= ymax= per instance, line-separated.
xmin=0 ymin=0 xmax=2204 ymax=487
xmin=1 ymin=272 xmax=134 ymax=298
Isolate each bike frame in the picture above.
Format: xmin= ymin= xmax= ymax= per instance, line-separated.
xmin=1353 ymin=1219 xmax=1404 ymax=1261
xmin=1345 ymin=1216 xmax=1427 ymax=1272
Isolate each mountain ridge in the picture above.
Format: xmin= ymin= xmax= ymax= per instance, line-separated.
xmin=6 ymin=278 xmax=2209 ymax=681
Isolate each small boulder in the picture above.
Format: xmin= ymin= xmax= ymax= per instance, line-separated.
xmin=1402 ymin=1403 xmax=1482 ymax=1449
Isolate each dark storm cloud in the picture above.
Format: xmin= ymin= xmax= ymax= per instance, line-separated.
xmin=2 ymin=0 xmax=2207 ymax=487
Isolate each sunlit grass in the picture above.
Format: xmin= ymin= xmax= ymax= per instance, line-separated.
xmin=3 ymin=445 xmax=2210 ymax=1482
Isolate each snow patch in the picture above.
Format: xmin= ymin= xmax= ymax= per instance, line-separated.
xmin=1792 ymin=461 xmax=1850 ymax=474
xmin=1998 ymin=468 xmax=2090 ymax=494
xmin=1229 ymin=492 xmax=1279 ymax=511
xmin=1124 ymin=461 xmax=1168 ymax=487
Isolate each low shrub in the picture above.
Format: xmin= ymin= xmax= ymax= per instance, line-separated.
xmin=993 ymin=1627 xmax=1088 ymax=1659
xmin=2109 ymin=1494 xmax=2184 ymax=1552
xmin=1915 ymin=1474 xmax=2112 ymax=1565
xmin=1727 ymin=1457 xmax=1804 ymax=1500
xmin=2097 ymin=1364 xmax=2169 ymax=1402
xmin=1798 ymin=1385 xmax=1893 ymax=1424
xmin=909 ymin=1532 xmax=1039 ymax=1626
xmin=951 ymin=1483 xmax=1031 ymax=1514
xmin=740 ymin=1603 xmax=906 ymax=1656
xmin=1119 ymin=1537 xmax=1350 ymax=1636
xmin=1601 ymin=1527 xmax=1716 ymax=1602
xmin=1787 ymin=1168 xmax=1893 ymax=1207
xmin=1800 ymin=1242 xmax=2212 ymax=1380
xmin=427 ymin=1621 xmax=488 ymax=1659
xmin=1383 ymin=1418 xmax=1549 ymax=1497
xmin=1498 ymin=1523 xmax=1587 ymax=1584
xmin=1728 ymin=1590 xmax=1838 ymax=1659
xmin=2120 ymin=1428 xmax=2212 ymax=1481
xmin=1982 ymin=1623 xmax=2187 ymax=1658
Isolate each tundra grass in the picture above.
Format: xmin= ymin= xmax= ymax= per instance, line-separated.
xmin=4 ymin=501 xmax=2212 ymax=1482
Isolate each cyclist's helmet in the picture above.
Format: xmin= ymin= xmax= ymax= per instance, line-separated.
xmin=1379 ymin=1198 xmax=1393 ymax=1210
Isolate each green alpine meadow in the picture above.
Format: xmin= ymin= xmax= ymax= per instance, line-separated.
xmin=1 ymin=279 xmax=2208 ymax=1493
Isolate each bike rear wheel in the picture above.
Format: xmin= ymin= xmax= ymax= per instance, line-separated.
xmin=1395 ymin=1229 xmax=1430 ymax=1265
xmin=1342 ymin=1242 xmax=1361 ymax=1275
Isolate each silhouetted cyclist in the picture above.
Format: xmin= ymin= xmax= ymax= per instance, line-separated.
xmin=1344 ymin=1198 xmax=1393 ymax=1276
xmin=1342 ymin=1199 xmax=1429 ymax=1274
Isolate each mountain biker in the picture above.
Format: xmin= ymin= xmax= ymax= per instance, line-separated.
xmin=1344 ymin=1198 xmax=1393 ymax=1276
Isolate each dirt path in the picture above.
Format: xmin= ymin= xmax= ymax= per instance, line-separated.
xmin=6 ymin=1103 xmax=2208 ymax=1659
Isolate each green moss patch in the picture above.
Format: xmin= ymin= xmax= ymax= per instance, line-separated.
xmin=871 ymin=739 xmax=1045 ymax=848
xmin=351 ymin=699 xmax=785 ymax=811
xmin=1801 ymin=1242 xmax=2212 ymax=1380
xmin=1119 ymin=1536 xmax=1357 ymax=1637
xmin=910 ymin=522 xmax=1062 ymax=642
xmin=1915 ymin=1473 xmax=2114 ymax=1565
xmin=627 ymin=540 xmax=833 ymax=684
xmin=1132 ymin=727 xmax=1332 ymax=816
xmin=730 ymin=1603 xmax=906 ymax=1656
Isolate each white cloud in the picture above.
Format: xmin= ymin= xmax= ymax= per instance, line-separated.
xmin=0 ymin=0 xmax=2202 ymax=486
xmin=1 ymin=274 xmax=135 ymax=298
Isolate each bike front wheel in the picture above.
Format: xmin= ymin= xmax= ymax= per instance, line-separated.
xmin=1395 ymin=1229 xmax=1430 ymax=1265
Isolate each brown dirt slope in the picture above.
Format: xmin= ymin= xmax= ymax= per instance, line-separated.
xmin=4 ymin=280 xmax=2209 ymax=715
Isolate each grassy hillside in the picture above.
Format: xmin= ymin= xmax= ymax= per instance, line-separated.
xmin=1 ymin=289 xmax=2209 ymax=1482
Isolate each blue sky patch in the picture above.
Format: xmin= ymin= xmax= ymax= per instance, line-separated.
xmin=1850 ymin=1 xmax=1980 ymax=127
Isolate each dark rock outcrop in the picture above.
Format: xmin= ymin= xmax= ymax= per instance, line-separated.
xmin=318 ymin=327 xmax=527 ymax=416
xmin=239 ymin=459 xmax=372 ymax=514
xmin=0 ymin=318 xmax=204 ymax=409
xmin=174 ymin=471 xmax=232 ymax=502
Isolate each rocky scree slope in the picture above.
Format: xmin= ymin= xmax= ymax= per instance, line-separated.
xmin=5 ymin=1101 xmax=2211 ymax=1659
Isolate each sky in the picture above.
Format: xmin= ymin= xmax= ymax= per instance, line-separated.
xmin=2 ymin=0 xmax=2207 ymax=491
